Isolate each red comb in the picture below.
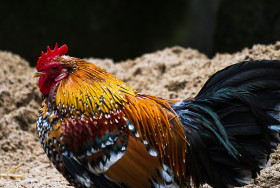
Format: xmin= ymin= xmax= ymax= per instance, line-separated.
xmin=37 ymin=44 xmax=68 ymax=70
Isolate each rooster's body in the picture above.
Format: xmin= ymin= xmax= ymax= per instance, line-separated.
xmin=34 ymin=44 xmax=280 ymax=188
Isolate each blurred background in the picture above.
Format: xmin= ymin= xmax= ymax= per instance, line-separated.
xmin=1 ymin=0 xmax=280 ymax=66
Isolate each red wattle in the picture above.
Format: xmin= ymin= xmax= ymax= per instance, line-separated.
xmin=39 ymin=76 xmax=55 ymax=95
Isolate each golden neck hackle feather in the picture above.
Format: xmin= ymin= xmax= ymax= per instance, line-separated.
xmin=53 ymin=56 xmax=137 ymax=116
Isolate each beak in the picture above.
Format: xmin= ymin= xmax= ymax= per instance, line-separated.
xmin=32 ymin=71 xmax=46 ymax=77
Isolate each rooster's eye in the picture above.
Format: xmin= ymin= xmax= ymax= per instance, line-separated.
xmin=51 ymin=66 xmax=58 ymax=71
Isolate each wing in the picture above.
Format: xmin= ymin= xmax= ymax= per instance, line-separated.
xmin=60 ymin=104 xmax=179 ymax=187
xmin=59 ymin=94 xmax=188 ymax=187
xmin=60 ymin=107 xmax=128 ymax=187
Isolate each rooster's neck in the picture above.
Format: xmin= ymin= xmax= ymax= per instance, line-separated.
xmin=48 ymin=59 xmax=137 ymax=117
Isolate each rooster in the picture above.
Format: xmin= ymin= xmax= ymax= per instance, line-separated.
xmin=33 ymin=44 xmax=280 ymax=188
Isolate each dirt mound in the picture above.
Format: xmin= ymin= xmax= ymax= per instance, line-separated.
xmin=1 ymin=43 xmax=280 ymax=187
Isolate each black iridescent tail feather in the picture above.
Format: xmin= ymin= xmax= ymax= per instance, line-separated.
xmin=173 ymin=60 xmax=280 ymax=188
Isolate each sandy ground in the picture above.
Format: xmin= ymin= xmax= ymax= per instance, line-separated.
xmin=0 ymin=43 xmax=280 ymax=187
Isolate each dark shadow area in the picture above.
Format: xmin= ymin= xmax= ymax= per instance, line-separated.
xmin=213 ymin=0 xmax=280 ymax=55
xmin=1 ymin=0 xmax=280 ymax=66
